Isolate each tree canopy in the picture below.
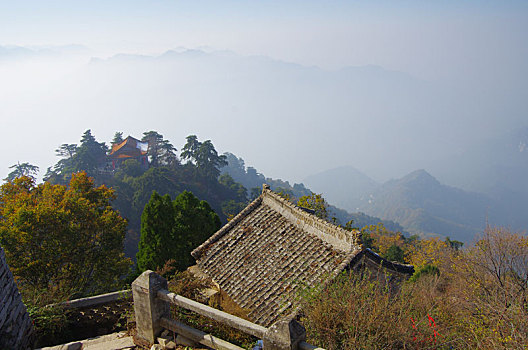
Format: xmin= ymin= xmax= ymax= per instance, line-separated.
xmin=181 ymin=135 xmax=227 ymax=181
xmin=297 ymin=192 xmax=329 ymax=220
xmin=43 ymin=130 xmax=252 ymax=259
xmin=142 ymin=130 xmax=179 ymax=168
xmin=45 ymin=129 xmax=107 ymax=182
xmin=112 ymin=131 xmax=124 ymax=145
xmin=75 ymin=129 xmax=108 ymax=175
xmin=137 ymin=190 xmax=221 ymax=273
xmin=220 ymin=152 xmax=311 ymax=199
xmin=5 ymin=162 xmax=39 ymax=181
xmin=0 ymin=172 xmax=131 ymax=302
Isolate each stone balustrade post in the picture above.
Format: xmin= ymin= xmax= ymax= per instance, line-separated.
xmin=132 ymin=270 xmax=170 ymax=346
xmin=263 ymin=314 xmax=306 ymax=350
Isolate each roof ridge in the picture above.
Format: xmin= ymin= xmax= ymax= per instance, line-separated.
xmin=362 ymin=248 xmax=415 ymax=274
xmin=191 ymin=195 xmax=263 ymax=260
xmin=193 ymin=184 xmax=363 ymax=259
xmin=261 ymin=186 xmax=362 ymax=252
xmin=110 ymin=136 xmax=141 ymax=155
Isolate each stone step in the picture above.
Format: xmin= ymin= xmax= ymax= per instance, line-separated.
xmin=37 ymin=331 xmax=136 ymax=350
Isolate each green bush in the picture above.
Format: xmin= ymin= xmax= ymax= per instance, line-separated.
xmin=300 ymin=227 xmax=528 ymax=349
xmin=408 ymin=264 xmax=440 ymax=282
xmin=300 ymin=270 xmax=449 ymax=349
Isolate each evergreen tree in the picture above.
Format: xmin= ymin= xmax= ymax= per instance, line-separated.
xmin=4 ymin=162 xmax=39 ymax=181
xmin=142 ymin=131 xmax=178 ymax=167
xmin=136 ymin=191 xmax=175 ymax=272
xmin=172 ymin=191 xmax=222 ymax=270
xmin=181 ymin=135 xmax=201 ymax=164
xmin=56 ymin=143 xmax=78 ymax=158
xmin=142 ymin=131 xmax=164 ymax=167
xmin=44 ymin=144 xmax=78 ymax=182
xmin=159 ymin=139 xmax=179 ymax=167
xmin=181 ymin=135 xmax=227 ymax=181
xmin=196 ymin=140 xmax=227 ymax=180
xmin=72 ymin=130 xmax=108 ymax=175
xmin=112 ymin=132 xmax=124 ymax=145
xmin=46 ymin=131 xmax=107 ymax=182
xmin=136 ymin=190 xmax=221 ymax=272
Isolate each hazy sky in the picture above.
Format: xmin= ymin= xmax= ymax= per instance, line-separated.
xmin=2 ymin=1 xmax=527 ymax=76
xmin=1 ymin=0 xmax=527 ymax=184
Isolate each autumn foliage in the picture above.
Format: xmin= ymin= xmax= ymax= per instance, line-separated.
xmin=0 ymin=172 xmax=131 ymax=303
xmin=302 ymin=225 xmax=528 ymax=349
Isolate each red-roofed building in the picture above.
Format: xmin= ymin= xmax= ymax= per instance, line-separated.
xmin=107 ymin=136 xmax=149 ymax=170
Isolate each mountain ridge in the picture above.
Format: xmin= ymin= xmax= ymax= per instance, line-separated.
xmin=303 ymin=167 xmax=497 ymax=242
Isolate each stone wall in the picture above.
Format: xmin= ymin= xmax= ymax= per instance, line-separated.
xmin=0 ymin=245 xmax=33 ymax=350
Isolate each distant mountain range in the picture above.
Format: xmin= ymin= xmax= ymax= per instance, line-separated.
xmin=2 ymin=45 xmax=524 ymax=242
xmin=305 ymin=167 xmax=504 ymax=242
xmin=303 ymin=124 xmax=528 ymax=243
xmin=224 ymin=147 xmax=524 ymax=242
xmin=72 ymin=48 xmax=448 ymax=183
xmin=358 ymin=169 xmax=493 ymax=241
xmin=220 ymin=153 xmax=405 ymax=234
xmin=0 ymin=44 xmax=91 ymax=59
xmin=303 ymin=165 xmax=379 ymax=212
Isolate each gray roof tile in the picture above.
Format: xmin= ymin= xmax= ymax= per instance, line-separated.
xmin=192 ymin=187 xmax=363 ymax=326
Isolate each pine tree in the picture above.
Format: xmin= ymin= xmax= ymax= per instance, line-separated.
xmin=136 ymin=190 xmax=221 ymax=273
xmin=142 ymin=131 xmax=178 ymax=167
xmin=73 ymin=130 xmax=108 ymax=175
xmin=112 ymin=132 xmax=124 ymax=145
xmin=181 ymin=135 xmax=227 ymax=181
xmin=4 ymin=162 xmax=39 ymax=181
xmin=172 ymin=191 xmax=221 ymax=270
xmin=136 ymin=191 xmax=175 ymax=272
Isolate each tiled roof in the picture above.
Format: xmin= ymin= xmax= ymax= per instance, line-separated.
xmin=109 ymin=136 xmax=147 ymax=158
xmin=192 ymin=186 xmax=363 ymax=327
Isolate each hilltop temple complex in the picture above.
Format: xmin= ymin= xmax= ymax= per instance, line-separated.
xmin=107 ymin=136 xmax=149 ymax=170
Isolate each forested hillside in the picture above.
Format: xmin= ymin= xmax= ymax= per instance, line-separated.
xmin=221 ymin=152 xmax=312 ymax=199
xmin=220 ymin=152 xmax=405 ymax=233
xmin=357 ymin=170 xmax=492 ymax=241
xmin=4 ymin=129 xmax=527 ymax=349
xmin=44 ymin=131 xmax=248 ymax=258
xmin=303 ymin=166 xmax=502 ymax=242
xmin=12 ymin=129 xmax=412 ymax=259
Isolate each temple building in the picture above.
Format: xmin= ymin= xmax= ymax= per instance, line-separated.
xmin=191 ymin=185 xmax=414 ymax=327
xmin=107 ymin=136 xmax=149 ymax=170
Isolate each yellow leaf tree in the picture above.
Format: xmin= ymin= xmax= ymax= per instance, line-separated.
xmin=297 ymin=192 xmax=329 ymax=220
xmin=0 ymin=172 xmax=131 ymax=303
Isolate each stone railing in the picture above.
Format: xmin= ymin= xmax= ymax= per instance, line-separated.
xmin=48 ymin=289 xmax=132 ymax=309
xmin=132 ymin=270 xmax=324 ymax=350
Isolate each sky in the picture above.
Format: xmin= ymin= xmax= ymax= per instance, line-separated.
xmin=0 ymin=0 xmax=527 ymax=185
xmin=2 ymin=1 xmax=527 ymax=76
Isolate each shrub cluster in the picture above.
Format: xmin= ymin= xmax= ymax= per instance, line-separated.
xmin=301 ymin=226 xmax=528 ymax=349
